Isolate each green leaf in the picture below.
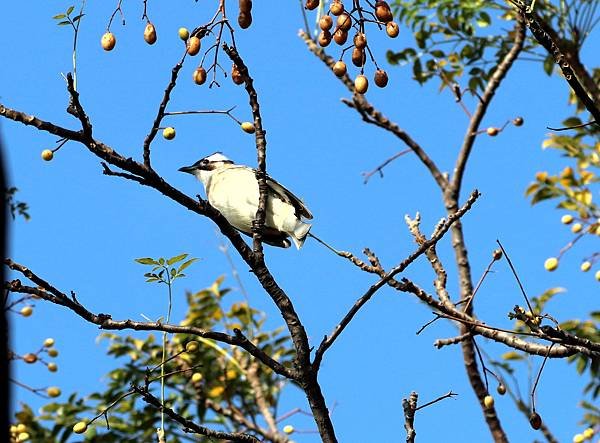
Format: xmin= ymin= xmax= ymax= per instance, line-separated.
xmin=501 ymin=351 xmax=524 ymax=361
xmin=167 ymin=253 xmax=188 ymax=266
xmin=178 ymin=258 xmax=198 ymax=273
xmin=66 ymin=5 xmax=75 ymax=15
xmin=57 ymin=21 xmax=70 ymax=26
xmin=53 ymin=14 xmax=66 ymax=19
xmin=135 ymin=257 xmax=157 ymax=265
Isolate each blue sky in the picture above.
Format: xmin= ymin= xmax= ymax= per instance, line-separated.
xmin=2 ymin=1 xmax=598 ymax=442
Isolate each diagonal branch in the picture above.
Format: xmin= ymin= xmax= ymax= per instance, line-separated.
xmin=299 ymin=30 xmax=448 ymax=191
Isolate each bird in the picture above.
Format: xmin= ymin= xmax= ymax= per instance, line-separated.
xmin=179 ymin=152 xmax=312 ymax=249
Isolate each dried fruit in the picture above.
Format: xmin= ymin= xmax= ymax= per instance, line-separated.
xmin=43 ymin=338 xmax=55 ymax=347
xmin=193 ymin=67 xmax=207 ymax=85
xmin=492 ymin=249 xmax=503 ymax=260
xmin=337 ymin=12 xmax=352 ymax=31
xmin=231 ymin=64 xmax=244 ymax=85
xmin=162 ymin=127 xmax=176 ymax=140
xmin=496 ymin=384 xmax=506 ymax=395
xmin=353 ymin=32 xmax=367 ymax=49
xmin=101 ymin=32 xmax=116 ymax=51
xmin=187 ymin=36 xmax=201 ymax=56
xmin=238 ymin=12 xmax=252 ymax=29
xmin=178 ymin=27 xmax=190 ymax=40
xmin=375 ymin=1 xmax=393 ymax=23
xmin=320 ymin=15 xmax=333 ymax=31
xmin=239 ymin=0 xmax=253 ymax=12
xmin=386 ymin=21 xmax=400 ymax=38
xmin=47 ymin=386 xmax=61 ymax=398
xmin=144 ymin=22 xmax=157 ymax=45
xmin=351 ymin=47 xmax=365 ymax=67
xmin=47 ymin=362 xmax=58 ymax=372
xmin=330 ymin=0 xmax=344 ymax=16
xmin=47 ymin=348 xmax=59 ymax=357
xmin=529 ymin=412 xmax=542 ymax=430
xmin=486 ymin=127 xmax=499 ymax=136
xmin=374 ymin=69 xmax=388 ymax=87
xmin=354 ymin=75 xmax=368 ymax=94
xmin=513 ymin=116 xmax=524 ymax=126
xmin=333 ymin=29 xmax=348 ymax=45
xmin=23 ymin=353 xmax=37 ymax=364
xmin=332 ymin=60 xmax=347 ymax=77
xmin=305 ymin=0 xmax=319 ymax=10
xmin=41 ymin=149 xmax=54 ymax=161
xmin=20 ymin=306 xmax=33 ymax=317
xmin=241 ymin=122 xmax=255 ymax=133
xmin=318 ymin=30 xmax=332 ymax=47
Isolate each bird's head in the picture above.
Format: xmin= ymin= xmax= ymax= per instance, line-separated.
xmin=179 ymin=152 xmax=234 ymax=184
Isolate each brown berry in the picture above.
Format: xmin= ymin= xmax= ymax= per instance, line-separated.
xmin=529 ymin=412 xmax=542 ymax=430
xmin=332 ymin=60 xmax=347 ymax=77
xmin=492 ymin=249 xmax=503 ymax=260
xmin=23 ymin=353 xmax=37 ymax=364
xmin=193 ymin=67 xmax=207 ymax=85
xmin=351 ymin=47 xmax=365 ymax=67
xmin=375 ymin=1 xmax=393 ymax=22
xmin=386 ymin=21 xmax=400 ymax=38
xmin=238 ymin=12 xmax=252 ymax=29
xmin=187 ymin=36 xmax=201 ymax=56
xmin=486 ymin=127 xmax=499 ymax=136
xmin=333 ymin=29 xmax=348 ymax=45
xmin=320 ymin=15 xmax=333 ymax=31
xmin=354 ymin=32 xmax=367 ymax=49
xmin=144 ymin=22 xmax=157 ymax=45
xmin=101 ymin=32 xmax=116 ymax=51
xmin=330 ymin=0 xmax=344 ymax=16
xmin=231 ymin=64 xmax=244 ymax=85
xmin=305 ymin=0 xmax=319 ymax=10
xmin=496 ymin=384 xmax=506 ymax=395
xmin=513 ymin=116 xmax=524 ymax=126
xmin=337 ymin=12 xmax=352 ymax=31
xmin=374 ymin=69 xmax=389 ymax=87
xmin=354 ymin=75 xmax=368 ymax=94
xmin=41 ymin=150 xmax=54 ymax=161
xmin=239 ymin=0 xmax=253 ymax=12
xmin=318 ymin=30 xmax=332 ymax=47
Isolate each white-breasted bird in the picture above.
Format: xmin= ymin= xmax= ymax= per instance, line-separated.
xmin=179 ymin=152 xmax=312 ymax=249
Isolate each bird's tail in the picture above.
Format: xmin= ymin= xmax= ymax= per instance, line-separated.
xmin=291 ymin=222 xmax=312 ymax=250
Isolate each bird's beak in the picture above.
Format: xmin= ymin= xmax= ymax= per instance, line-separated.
xmin=178 ymin=165 xmax=196 ymax=174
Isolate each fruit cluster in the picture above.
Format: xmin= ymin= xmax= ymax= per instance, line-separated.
xmin=306 ymin=0 xmax=399 ymax=94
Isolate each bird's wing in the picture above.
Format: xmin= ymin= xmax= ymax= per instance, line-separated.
xmin=265 ymin=175 xmax=313 ymax=220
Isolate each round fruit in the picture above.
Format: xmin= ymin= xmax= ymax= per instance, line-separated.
xmin=496 ymin=384 xmax=506 ymax=395
xmin=47 ymin=348 xmax=59 ymax=357
xmin=374 ymin=69 xmax=389 ymax=87
xmin=241 ymin=122 xmax=255 ymax=133
xmin=333 ymin=29 xmax=348 ymax=45
xmin=283 ymin=425 xmax=294 ymax=434
xmin=513 ymin=116 xmax=524 ymax=126
xmin=354 ymin=75 xmax=368 ymax=94
xmin=320 ymin=15 xmax=333 ymax=31
xmin=386 ymin=21 xmax=400 ymax=38
xmin=337 ymin=13 xmax=352 ymax=31
xmin=375 ymin=1 xmax=393 ymax=22
xmin=561 ymin=214 xmax=574 ymax=224
xmin=187 ymin=36 xmax=201 ymax=56
xmin=486 ymin=127 xmax=499 ymax=136
xmin=572 ymin=434 xmax=584 ymax=443
xmin=583 ymin=428 xmax=595 ymax=439
xmin=101 ymin=32 xmax=116 ymax=51
xmin=238 ymin=12 xmax=252 ymax=29
xmin=17 ymin=432 xmax=29 ymax=442
xmin=581 ymin=261 xmax=592 ymax=272
xmin=492 ymin=249 xmax=503 ymax=260
xmin=186 ymin=340 xmax=199 ymax=353
xmin=178 ymin=27 xmax=190 ymax=41
xmin=41 ymin=149 xmax=54 ymax=161
xmin=483 ymin=395 xmax=494 ymax=408
xmin=16 ymin=424 xmax=26 ymax=433
xmin=351 ymin=47 xmax=365 ymax=67
xmin=330 ymin=0 xmax=344 ymax=16
xmin=47 ymin=362 xmax=58 ymax=372
xmin=23 ymin=353 xmax=37 ymax=364
xmin=544 ymin=257 xmax=558 ymax=271
xmin=232 ymin=64 xmax=244 ymax=85
xmin=332 ymin=60 xmax=347 ymax=77
xmin=305 ymin=0 xmax=319 ymax=10
xmin=353 ymin=32 xmax=367 ymax=49
xmin=47 ymin=387 xmax=61 ymax=398
xmin=191 ymin=372 xmax=203 ymax=383
xmin=20 ymin=306 xmax=33 ymax=317
xmin=318 ymin=30 xmax=332 ymax=47
xmin=571 ymin=223 xmax=583 ymax=233
xmin=239 ymin=0 xmax=252 ymax=12
xmin=596 ymin=269 xmax=600 ymax=281
xmin=193 ymin=67 xmax=207 ymax=85
xmin=162 ymin=127 xmax=176 ymax=140
xmin=144 ymin=23 xmax=157 ymax=45
xmin=43 ymin=338 xmax=55 ymax=347
xmin=73 ymin=421 xmax=88 ymax=434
